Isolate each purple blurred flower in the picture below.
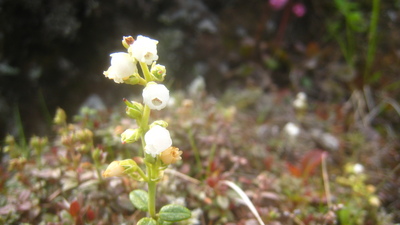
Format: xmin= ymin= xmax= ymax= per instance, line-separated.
xmin=292 ymin=3 xmax=306 ymax=17
xmin=269 ymin=0 xmax=288 ymax=10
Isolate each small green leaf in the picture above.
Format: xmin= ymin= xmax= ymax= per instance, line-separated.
xmin=137 ymin=217 xmax=156 ymax=225
xmin=129 ymin=189 xmax=148 ymax=211
xmin=158 ymin=220 xmax=172 ymax=225
xmin=159 ymin=204 xmax=191 ymax=222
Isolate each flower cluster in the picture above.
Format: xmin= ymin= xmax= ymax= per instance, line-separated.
xmin=103 ymin=35 xmax=180 ymax=165
xmin=101 ymin=34 xmax=190 ymax=223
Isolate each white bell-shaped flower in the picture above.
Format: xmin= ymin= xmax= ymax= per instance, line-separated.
xmin=104 ymin=52 xmax=137 ymax=83
xmin=142 ymin=82 xmax=169 ymax=110
xmin=144 ymin=125 xmax=172 ymax=157
xmin=129 ymin=35 xmax=159 ymax=65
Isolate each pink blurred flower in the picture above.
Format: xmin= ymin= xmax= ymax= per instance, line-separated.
xmin=292 ymin=3 xmax=306 ymax=17
xmin=269 ymin=0 xmax=288 ymax=10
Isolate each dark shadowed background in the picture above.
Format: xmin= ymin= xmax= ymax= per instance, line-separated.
xmin=0 ymin=0 xmax=398 ymax=141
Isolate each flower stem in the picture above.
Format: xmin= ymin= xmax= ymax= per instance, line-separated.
xmin=140 ymin=62 xmax=152 ymax=82
xmin=146 ymin=161 xmax=158 ymax=219
xmin=148 ymin=179 xmax=157 ymax=219
xmin=141 ymin=105 xmax=150 ymax=133
xmin=136 ymin=166 xmax=148 ymax=182
xmin=139 ymin=102 xmax=157 ymax=218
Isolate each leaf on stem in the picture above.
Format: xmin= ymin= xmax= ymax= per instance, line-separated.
xmin=159 ymin=204 xmax=191 ymax=222
xmin=137 ymin=217 xmax=157 ymax=225
xmin=129 ymin=189 xmax=148 ymax=211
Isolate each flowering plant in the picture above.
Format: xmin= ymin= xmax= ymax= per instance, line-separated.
xmin=102 ymin=35 xmax=191 ymax=224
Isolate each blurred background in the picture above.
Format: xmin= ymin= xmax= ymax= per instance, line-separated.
xmin=1 ymin=0 xmax=400 ymax=223
xmin=0 ymin=0 xmax=398 ymax=139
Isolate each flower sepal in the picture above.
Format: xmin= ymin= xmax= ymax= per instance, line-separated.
xmin=102 ymin=161 xmax=126 ymax=178
xmin=144 ymin=153 xmax=156 ymax=164
xmin=124 ymin=73 xmax=146 ymax=86
xmin=121 ymin=159 xmax=148 ymax=181
xmin=125 ymin=101 xmax=144 ymax=120
xmin=150 ymin=63 xmax=166 ymax=82
xmin=121 ymin=128 xmax=142 ymax=144
xmin=150 ymin=120 xmax=168 ymax=129
xmin=122 ymin=36 xmax=135 ymax=49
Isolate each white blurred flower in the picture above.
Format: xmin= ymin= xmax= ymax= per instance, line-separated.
xmin=144 ymin=125 xmax=172 ymax=157
xmin=311 ymin=129 xmax=340 ymax=151
xmin=129 ymin=35 xmax=159 ymax=65
xmin=353 ymin=163 xmax=364 ymax=174
xmin=186 ymin=208 xmax=203 ymax=225
xmin=284 ymin=122 xmax=300 ymax=137
xmin=142 ymin=82 xmax=169 ymax=110
xmin=103 ymin=52 xmax=137 ymax=83
xmin=321 ymin=133 xmax=340 ymax=151
xmin=293 ymin=92 xmax=307 ymax=109
xmin=188 ymin=76 xmax=206 ymax=97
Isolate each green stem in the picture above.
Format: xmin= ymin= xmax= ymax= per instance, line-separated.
xmin=146 ymin=162 xmax=158 ymax=219
xmin=139 ymin=102 xmax=157 ymax=218
xmin=136 ymin=166 xmax=148 ymax=182
xmin=148 ymin=180 xmax=157 ymax=219
xmin=141 ymin=105 xmax=151 ymax=132
xmin=345 ymin=22 xmax=354 ymax=67
xmin=139 ymin=62 xmax=153 ymax=82
xmin=94 ymin=159 xmax=103 ymax=183
xmin=36 ymin=148 xmax=43 ymax=169
xmin=140 ymin=105 xmax=151 ymax=157
xmin=188 ymin=128 xmax=203 ymax=177
xmin=364 ymin=0 xmax=380 ymax=84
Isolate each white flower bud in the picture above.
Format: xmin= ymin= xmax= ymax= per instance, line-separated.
xmin=129 ymin=35 xmax=159 ymax=65
xmin=144 ymin=125 xmax=172 ymax=158
xmin=102 ymin=161 xmax=125 ymax=178
xmin=142 ymin=82 xmax=169 ymax=110
xmin=104 ymin=52 xmax=137 ymax=83
xmin=121 ymin=128 xmax=141 ymax=144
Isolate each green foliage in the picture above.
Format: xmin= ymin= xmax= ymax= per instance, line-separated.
xmin=158 ymin=204 xmax=191 ymax=222
xmin=129 ymin=189 xmax=149 ymax=212
xmin=329 ymin=0 xmax=367 ymax=67
xmin=328 ymin=0 xmax=381 ymax=85
xmin=137 ymin=217 xmax=157 ymax=225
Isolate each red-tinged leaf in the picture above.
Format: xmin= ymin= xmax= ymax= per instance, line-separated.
xmin=263 ymin=156 xmax=274 ymax=171
xmin=287 ymin=163 xmax=301 ymax=177
xmin=206 ymin=176 xmax=219 ymax=188
xmin=85 ymin=208 xmax=96 ymax=221
xmin=69 ymin=200 xmax=80 ymax=217
xmin=300 ymin=150 xmax=327 ymax=180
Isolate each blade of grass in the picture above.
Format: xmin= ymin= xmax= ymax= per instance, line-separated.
xmin=14 ymin=105 xmax=27 ymax=157
xmin=38 ymin=89 xmax=53 ymax=127
xmin=321 ymin=154 xmax=332 ymax=209
xmin=364 ymin=0 xmax=380 ymax=83
xmin=206 ymin=141 xmax=217 ymax=176
xmin=188 ymin=128 xmax=203 ymax=177
xmin=220 ymin=180 xmax=265 ymax=225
